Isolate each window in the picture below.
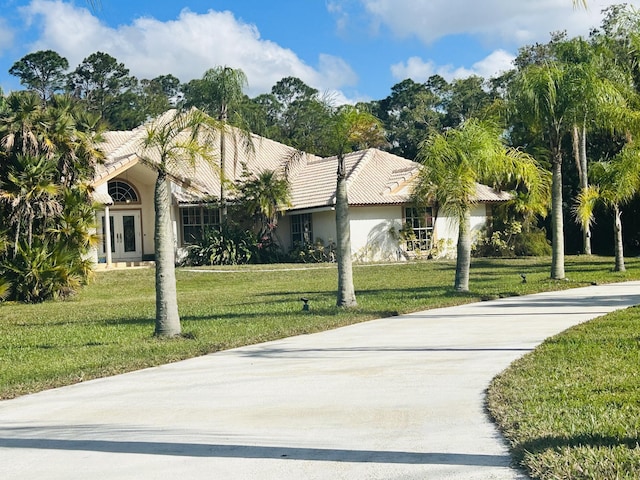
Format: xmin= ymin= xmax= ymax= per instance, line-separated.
xmin=181 ymin=206 xmax=220 ymax=245
xmin=404 ymin=207 xmax=433 ymax=252
xmin=291 ymin=213 xmax=312 ymax=245
xmin=108 ymin=180 xmax=139 ymax=204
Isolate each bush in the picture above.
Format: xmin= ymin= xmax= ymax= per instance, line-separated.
xmin=287 ymin=239 xmax=336 ymax=263
xmin=1 ymin=240 xmax=91 ymax=303
xmin=473 ymin=222 xmax=551 ymax=257
xmin=181 ymin=224 xmax=257 ymax=266
xmin=512 ymin=229 xmax=552 ymax=257
xmin=254 ymin=233 xmax=286 ymax=264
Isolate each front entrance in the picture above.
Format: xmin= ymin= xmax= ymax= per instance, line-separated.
xmin=101 ymin=210 xmax=142 ymax=261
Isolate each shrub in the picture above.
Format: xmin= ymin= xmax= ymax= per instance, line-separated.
xmin=1 ymin=240 xmax=91 ymax=303
xmin=473 ymin=222 xmax=551 ymax=257
xmin=181 ymin=224 xmax=257 ymax=266
xmin=288 ymin=239 xmax=336 ymax=263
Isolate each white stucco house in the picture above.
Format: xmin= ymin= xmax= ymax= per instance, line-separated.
xmin=91 ymin=111 xmax=511 ymax=266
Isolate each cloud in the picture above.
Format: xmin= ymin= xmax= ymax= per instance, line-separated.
xmin=17 ymin=0 xmax=356 ymax=96
xmin=357 ymin=0 xmax=638 ymax=46
xmin=0 ymin=18 xmax=15 ymax=56
xmin=391 ymin=49 xmax=515 ymax=83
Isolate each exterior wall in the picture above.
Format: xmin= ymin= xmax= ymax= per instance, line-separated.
xmin=90 ymin=165 xmax=491 ymax=265
xmin=311 ymin=210 xmax=337 ymax=248
xmin=350 ymin=206 xmax=404 ymax=261
xmin=282 ymin=205 xmax=404 ymax=262
xmin=432 ymin=203 xmax=488 ymax=258
xmin=280 ymin=209 xmax=336 ymax=253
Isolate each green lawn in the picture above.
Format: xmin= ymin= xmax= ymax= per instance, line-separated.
xmin=3 ymin=256 xmax=640 ymax=480
xmin=487 ymin=302 xmax=640 ymax=479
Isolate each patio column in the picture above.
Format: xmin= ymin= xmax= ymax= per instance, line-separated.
xmin=104 ymin=204 xmax=113 ymax=267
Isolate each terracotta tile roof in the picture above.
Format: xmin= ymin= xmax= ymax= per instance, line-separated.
xmin=94 ymin=110 xmax=513 ymax=209
xmin=286 ymin=149 xmax=422 ymax=210
xmin=472 ymin=183 xmax=513 ymax=202
xmin=95 ymin=110 xmax=313 ymax=200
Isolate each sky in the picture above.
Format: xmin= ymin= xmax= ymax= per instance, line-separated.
xmin=1 ymin=0 xmax=640 ymax=104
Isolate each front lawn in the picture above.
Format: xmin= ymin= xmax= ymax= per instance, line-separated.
xmin=487 ymin=304 xmax=640 ymax=479
xmin=1 ymin=255 xmax=639 ymax=404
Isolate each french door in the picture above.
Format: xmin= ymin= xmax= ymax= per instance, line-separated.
xmin=101 ymin=211 xmax=142 ymax=261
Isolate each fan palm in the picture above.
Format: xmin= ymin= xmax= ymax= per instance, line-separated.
xmin=0 ymin=154 xmax=61 ymax=255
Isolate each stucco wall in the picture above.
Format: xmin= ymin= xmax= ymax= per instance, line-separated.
xmin=349 ymin=206 xmax=404 ymax=261
xmin=433 ymin=203 xmax=488 ymax=258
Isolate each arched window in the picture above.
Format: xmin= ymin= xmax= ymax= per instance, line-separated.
xmin=108 ymin=180 xmax=139 ymax=204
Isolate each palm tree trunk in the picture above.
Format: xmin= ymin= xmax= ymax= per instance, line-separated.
xmin=154 ymin=170 xmax=181 ymax=337
xmin=454 ymin=209 xmax=471 ymax=292
xmin=550 ymin=149 xmax=565 ymax=280
xmin=335 ymin=156 xmax=357 ymax=308
xmin=219 ymin=129 xmax=228 ymax=221
xmin=613 ymin=203 xmax=626 ymax=272
xmin=573 ymin=125 xmax=591 ymax=255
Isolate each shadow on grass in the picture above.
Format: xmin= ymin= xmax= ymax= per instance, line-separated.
xmin=513 ymin=433 xmax=640 ymax=462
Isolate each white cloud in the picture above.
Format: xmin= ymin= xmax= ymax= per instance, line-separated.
xmin=18 ymin=0 xmax=357 ymax=96
xmin=391 ymin=49 xmax=515 ymax=83
xmin=357 ymin=0 xmax=640 ymax=46
xmin=0 ymin=18 xmax=15 ymax=55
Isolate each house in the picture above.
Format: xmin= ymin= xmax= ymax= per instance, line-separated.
xmin=91 ymin=111 xmax=511 ymax=266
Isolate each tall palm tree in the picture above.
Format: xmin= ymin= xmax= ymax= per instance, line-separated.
xmin=555 ymin=37 xmax=636 ymax=255
xmin=575 ymin=145 xmax=640 ymax=272
xmin=140 ymin=109 xmax=217 ymax=337
xmin=195 ymin=66 xmax=249 ymax=221
xmin=325 ymin=106 xmax=386 ymax=307
xmin=414 ymin=120 xmax=550 ymax=292
xmin=510 ymin=61 xmax=576 ymax=280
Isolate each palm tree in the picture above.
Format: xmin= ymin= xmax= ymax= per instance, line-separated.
xmin=140 ymin=109 xmax=217 ymax=337
xmin=414 ymin=120 xmax=550 ymax=292
xmin=555 ymin=37 xmax=636 ymax=255
xmin=325 ymin=106 xmax=386 ymax=307
xmin=188 ymin=66 xmax=249 ymax=221
xmin=575 ymin=145 xmax=640 ymax=272
xmin=0 ymin=92 xmax=42 ymax=156
xmin=509 ymin=61 xmax=576 ymax=280
xmin=0 ymin=154 xmax=61 ymax=255
xmin=0 ymin=91 xmax=102 ymax=302
xmin=239 ymin=169 xmax=291 ymax=237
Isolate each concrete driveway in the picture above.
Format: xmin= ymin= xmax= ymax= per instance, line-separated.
xmin=2 ymin=281 xmax=640 ymax=480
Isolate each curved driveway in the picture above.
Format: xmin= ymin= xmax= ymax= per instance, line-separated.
xmin=2 ymin=281 xmax=640 ymax=480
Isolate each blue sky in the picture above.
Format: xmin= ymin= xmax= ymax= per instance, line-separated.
xmin=1 ymin=1 xmax=638 ymax=103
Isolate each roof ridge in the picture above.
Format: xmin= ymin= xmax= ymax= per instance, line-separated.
xmin=345 ymin=148 xmax=374 ymax=187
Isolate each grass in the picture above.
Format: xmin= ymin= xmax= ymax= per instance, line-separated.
xmin=3 ymin=255 xmax=640 ymax=475
xmin=0 ymin=255 xmax=636 ymax=401
xmin=487 ymin=288 xmax=640 ymax=478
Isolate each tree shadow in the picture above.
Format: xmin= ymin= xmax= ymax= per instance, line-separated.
xmin=512 ymin=433 xmax=640 ymax=463
xmin=0 ymin=434 xmax=512 ymax=467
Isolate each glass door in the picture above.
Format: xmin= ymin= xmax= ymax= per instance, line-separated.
xmin=101 ymin=211 xmax=142 ymax=261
